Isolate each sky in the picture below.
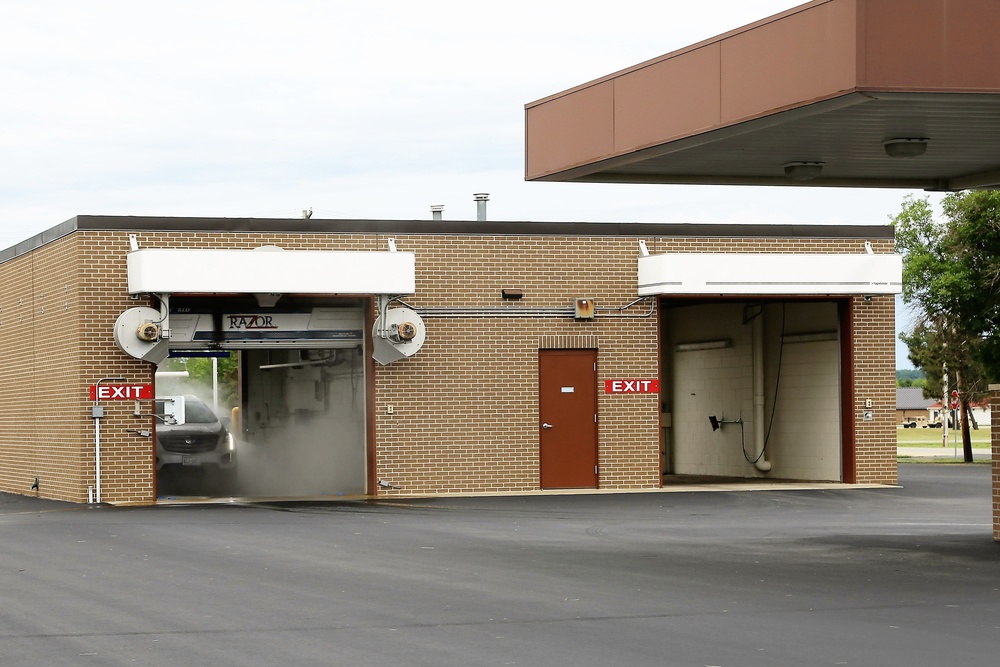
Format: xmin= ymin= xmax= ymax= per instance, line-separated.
xmin=0 ymin=0 xmax=934 ymax=367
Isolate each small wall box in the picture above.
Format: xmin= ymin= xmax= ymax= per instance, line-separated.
xmin=574 ymin=297 xmax=596 ymax=319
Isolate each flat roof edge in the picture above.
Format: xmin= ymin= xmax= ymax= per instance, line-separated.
xmin=1 ymin=215 xmax=894 ymax=265
xmin=72 ymin=215 xmax=897 ymax=239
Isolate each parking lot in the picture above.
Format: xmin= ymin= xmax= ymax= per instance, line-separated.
xmin=1 ymin=463 xmax=997 ymax=666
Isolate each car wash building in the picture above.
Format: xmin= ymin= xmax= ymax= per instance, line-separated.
xmin=0 ymin=214 xmax=900 ymax=505
xmin=3 ymin=0 xmax=997 ymax=520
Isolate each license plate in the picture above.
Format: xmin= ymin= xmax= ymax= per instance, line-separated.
xmin=181 ymin=455 xmax=201 ymax=466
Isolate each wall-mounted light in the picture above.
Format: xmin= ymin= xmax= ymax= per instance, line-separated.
xmin=675 ymin=339 xmax=732 ymax=352
xmin=783 ymin=161 xmax=824 ymax=181
xmin=501 ymin=288 xmax=523 ymax=300
xmin=883 ymin=137 xmax=929 ymax=158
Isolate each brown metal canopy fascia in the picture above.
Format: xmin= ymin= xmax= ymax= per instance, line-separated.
xmin=525 ymin=0 xmax=1000 ymax=191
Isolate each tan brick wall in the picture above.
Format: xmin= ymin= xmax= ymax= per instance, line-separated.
xmin=0 ymin=227 xmax=897 ymax=502
xmin=0 ymin=236 xmax=87 ymax=500
xmin=852 ymin=293 xmax=898 ymax=485
xmin=991 ymin=385 xmax=1000 ymax=541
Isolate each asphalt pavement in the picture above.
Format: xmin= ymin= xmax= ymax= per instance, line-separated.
xmin=1 ymin=463 xmax=997 ymax=667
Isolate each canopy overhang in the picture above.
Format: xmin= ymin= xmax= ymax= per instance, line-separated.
xmin=637 ymin=252 xmax=902 ymax=296
xmin=126 ymin=247 xmax=416 ymax=296
xmin=525 ymin=0 xmax=1000 ymax=191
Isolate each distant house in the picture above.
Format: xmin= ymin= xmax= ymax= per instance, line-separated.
xmin=927 ymin=400 xmax=991 ymax=430
xmin=897 ymin=387 xmax=935 ymax=426
xmin=897 ymin=387 xmax=992 ymax=428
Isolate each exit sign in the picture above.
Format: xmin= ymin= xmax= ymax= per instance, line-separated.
xmin=605 ymin=379 xmax=659 ymax=394
xmin=89 ymin=384 xmax=153 ymax=400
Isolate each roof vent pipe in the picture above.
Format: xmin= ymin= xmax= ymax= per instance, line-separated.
xmin=474 ymin=193 xmax=489 ymax=221
xmin=430 ymin=205 xmax=444 ymax=221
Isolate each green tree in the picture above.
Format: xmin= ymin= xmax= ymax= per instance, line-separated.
xmin=156 ymin=353 xmax=240 ymax=409
xmin=895 ymin=369 xmax=925 ymax=387
xmin=894 ymin=191 xmax=1000 ymax=461
xmin=940 ymin=191 xmax=1000 ymax=372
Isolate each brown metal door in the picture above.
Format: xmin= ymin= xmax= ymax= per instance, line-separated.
xmin=539 ymin=349 xmax=598 ymax=489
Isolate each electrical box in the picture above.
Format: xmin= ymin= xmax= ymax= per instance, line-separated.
xmin=574 ymin=297 xmax=596 ymax=319
xmin=155 ymin=396 xmax=185 ymax=426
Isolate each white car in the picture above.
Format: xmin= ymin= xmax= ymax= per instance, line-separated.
xmin=155 ymin=395 xmax=236 ymax=472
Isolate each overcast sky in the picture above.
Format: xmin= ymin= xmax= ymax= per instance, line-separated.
xmin=0 ymin=0 xmax=930 ymax=366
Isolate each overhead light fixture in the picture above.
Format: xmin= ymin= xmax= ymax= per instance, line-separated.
xmin=675 ymin=339 xmax=732 ymax=352
xmin=783 ymin=161 xmax=824 ymax=181
xmin=781 ymin=331 xmax=838 ymax=344
xmin=501 ymin=288 xmax=523 ymax=300
xmin=254 ymin=293 xmax=283 ymax=307
xmin=883 ymin=137 xmax=929 ymax=158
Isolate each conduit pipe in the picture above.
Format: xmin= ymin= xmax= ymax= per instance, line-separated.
xmin=752 ymin=313 xmax=772 ymax=473
xmin=395 ymin=297 xmax=654 ymax=319
xmin=93 ymin=376 xmax=126 ymax=504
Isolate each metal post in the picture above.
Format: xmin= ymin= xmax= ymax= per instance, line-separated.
xmin=94 ymin=415 xmax=103 ymax=503
xmin=93 ymin=377 xmax=125 ymax=504
xmin=942 ymin=368 xmax=949 ymax=448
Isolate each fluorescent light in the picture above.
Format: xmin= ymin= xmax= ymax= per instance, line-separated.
xmin=782 ymin=331 xmax=838 ymax=344
xmin=675 ymin=339 xmax=732 ymax=352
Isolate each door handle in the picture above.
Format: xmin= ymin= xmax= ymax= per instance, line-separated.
xmin=542 ymin=423 xmax=553 ymax=429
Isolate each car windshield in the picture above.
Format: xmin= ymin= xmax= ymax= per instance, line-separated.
xmin=183 ymin=400 xmax=219 ymax=424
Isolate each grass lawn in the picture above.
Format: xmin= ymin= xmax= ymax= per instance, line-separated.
xmin=896 ymin=426 xmax=991 ymax=447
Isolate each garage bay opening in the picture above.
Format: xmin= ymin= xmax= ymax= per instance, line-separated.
xmin=660 ymin=299 xmax=847 ymax=484
xmin=155 ymin=298 xmax=368 ymax=500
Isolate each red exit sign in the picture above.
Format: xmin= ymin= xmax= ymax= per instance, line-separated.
xmin=89 ymin=384 xmax=153 ymax=400
xmin=605 ymin=379 xmax=659 ymax=394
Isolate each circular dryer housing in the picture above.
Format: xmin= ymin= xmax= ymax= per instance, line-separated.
xmin=114 ymin=306 xmax=169 ymax=364
xmin=372 ymin=307 xmax=426 ymax=365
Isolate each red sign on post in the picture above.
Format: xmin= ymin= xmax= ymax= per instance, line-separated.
xmin=89 ymin=384 xmax=153 ymax=400
xmin=605 ymin=379 xmax=660 ymax=394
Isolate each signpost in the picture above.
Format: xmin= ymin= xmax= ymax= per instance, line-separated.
xmin=950 ymin=390 xmax=959 ymax=454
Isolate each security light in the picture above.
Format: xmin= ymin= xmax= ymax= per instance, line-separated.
xmin=883 ymin=138 xmax=929 ymax=158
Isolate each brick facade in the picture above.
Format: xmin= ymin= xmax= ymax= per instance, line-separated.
xmin=992 ymin=384 xmax=1000 ymax=542
xmin=0 ymin=218 xmax=898 ymax=504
